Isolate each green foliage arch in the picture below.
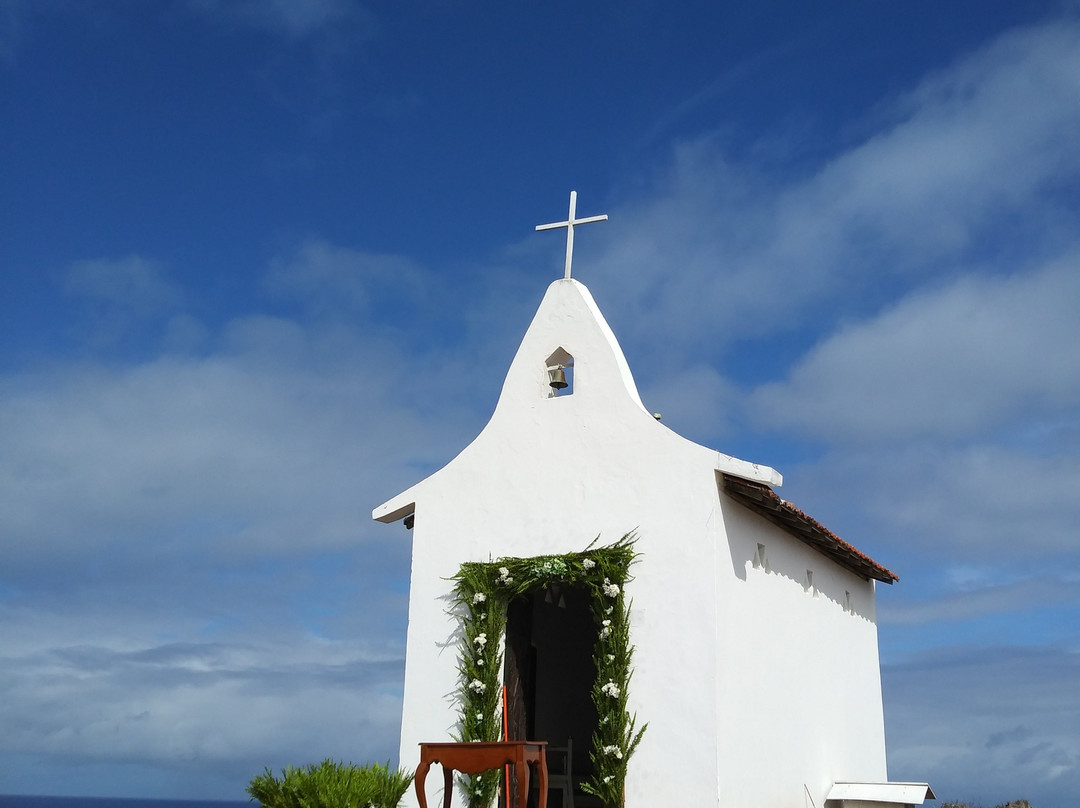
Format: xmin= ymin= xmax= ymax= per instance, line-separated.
xmin=451 ymin=534 xmax=646 ymax=808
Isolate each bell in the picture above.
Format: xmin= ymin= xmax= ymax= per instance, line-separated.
xmin=549 ymin=367 xmax=568 ymax=390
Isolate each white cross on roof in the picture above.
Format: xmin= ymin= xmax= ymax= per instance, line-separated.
xmin=535 ymin=190 xmax=608 ymax=280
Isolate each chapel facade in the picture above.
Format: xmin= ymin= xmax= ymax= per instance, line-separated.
xmin=374 ymin=198 xmax=931 ymax=808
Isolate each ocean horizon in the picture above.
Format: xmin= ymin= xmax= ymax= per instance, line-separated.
xmin=0 ymin=797 xmax=250 ymax=808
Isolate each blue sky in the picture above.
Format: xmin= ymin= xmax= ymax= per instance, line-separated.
xmin=1 ymin=1 xmax=1078 ymax=805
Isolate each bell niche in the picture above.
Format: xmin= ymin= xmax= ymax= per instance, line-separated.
xmin=545 ymin=347 xmax=574 ymax=397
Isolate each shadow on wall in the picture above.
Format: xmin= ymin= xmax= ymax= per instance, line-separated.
xmin=719 ymin=482 xmax=877 ymax=623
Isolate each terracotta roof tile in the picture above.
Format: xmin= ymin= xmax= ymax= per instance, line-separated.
xmin=722 ymin=474 xmax=898 ymax=584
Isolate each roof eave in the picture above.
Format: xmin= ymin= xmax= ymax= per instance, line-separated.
xmin=722 ymin=474 xmax=898 ymax=584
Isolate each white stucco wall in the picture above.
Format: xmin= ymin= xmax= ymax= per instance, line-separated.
xmin=374 ymin=279 xmax=888 ymax=808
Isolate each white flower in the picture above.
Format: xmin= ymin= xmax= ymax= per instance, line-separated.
xmin=602 ymin=578 xmax=620 ymax=598
xmin=497 ymin=566 xmax=514 ymax=584
xmin=606 ymin=654 xmax=616 ymax=662
xmin=474 ymin=632 xmax=488 ymax=647
xmin=603 ymin=776 xmax=613 ymax=783
xmin=602 ymin=745 xmax=623 ymax=759
xmin=468 ymin=679 xmax=486 ymax=694
xmin=602 ymin=619 xmax=612 ymax=627
xmin=582 ymin=558 xmax=596 ymax=570
xmin=472 ymin=592 xmax=487 ymax=605
xmin=599 ymin=625 xmax=611 ymax=639
xmin=601 ymin=681 xmax=620 ymax=698
xmin=477 ymin=659 xmax=485 ymax=666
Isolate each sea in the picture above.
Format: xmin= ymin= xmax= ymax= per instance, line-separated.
xmin=0 ymin=799 xmax=250 ymax=808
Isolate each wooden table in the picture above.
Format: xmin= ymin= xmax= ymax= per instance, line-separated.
xmin=416 ymin=741 xmax=548 ymax=808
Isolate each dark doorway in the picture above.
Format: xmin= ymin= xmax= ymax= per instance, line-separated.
xmin=503 ymin=585 xmax=597 ymax=806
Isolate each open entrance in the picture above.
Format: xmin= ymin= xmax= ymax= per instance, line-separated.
xmin=452 ymin=537 xmax=642 ymax=808
xmin=503 ymin=585 xmax=597 ymax=807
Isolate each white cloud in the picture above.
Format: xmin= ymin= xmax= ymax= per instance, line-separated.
xmin=587 ymin=17 xmax=1080 ymax=358
xmin=264 ymin=239 xmax=436 ymax=320
xmin=883 ymin=645 xmax=1080 ymax=807
xmin=0 ymin=634 xmax=404 ymax=771
xmin=0 ymin=257 xmax=431 ymax=782
xmin=778 ymin=441 xmax=1080 ymax=560
xmin=636 ymin=363 xmax=740 ymax=439
xmin=64 ymin=255 xmax=183 ymax=313
xmin=59 ymin=256 xmax=186 ymax=349
xmin=0 ymin=332 xmax=462 ymax=571
xmin=749 ymin=253 xmax=1080 ymax=444
xmin=801 ymin=19 xmax=1080 ymax=261
xmin=0 ymin=227 xmax=489 ymax=783
xmin=881 ymin=576 xmax=1080 ymax=626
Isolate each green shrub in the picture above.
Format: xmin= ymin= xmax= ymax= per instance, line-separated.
xmin=247 ymin=758 xmax=414 ymax=808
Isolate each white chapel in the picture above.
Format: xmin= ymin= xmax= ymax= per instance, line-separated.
xmin=373 ymin=193 xmax=933 ymax=808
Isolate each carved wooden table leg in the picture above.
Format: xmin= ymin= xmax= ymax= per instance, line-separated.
xmin=536 ymin=753 xmax=548 ymax=808
xmin=414 ymin=758 xmax=431 ymax=808
xmin=515 ymin=759 xmax=529 ymax=808
xmin=442 ymin=764 xmax=454 ymax=808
